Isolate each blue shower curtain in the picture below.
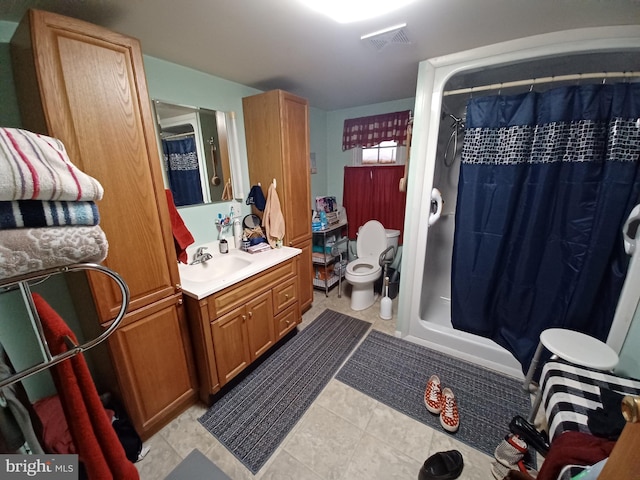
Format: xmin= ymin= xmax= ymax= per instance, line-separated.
xmin=451 ymin=83 xmax=640 ymax=373
xmin=162 ymin=136 xmax=204 ymax=206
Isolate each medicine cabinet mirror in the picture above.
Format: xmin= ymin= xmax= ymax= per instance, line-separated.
xmin=152 ymin=100 xmax=236 ymax=207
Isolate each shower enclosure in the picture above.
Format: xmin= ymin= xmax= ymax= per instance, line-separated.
xmin=397 ymin=27 xmax=640 ymax=378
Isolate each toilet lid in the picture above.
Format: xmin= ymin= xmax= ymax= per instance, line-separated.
xmin=357 ymin=220 xmax=388 ymax=257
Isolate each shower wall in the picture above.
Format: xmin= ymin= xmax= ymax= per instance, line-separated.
xmin=419 ymin=94 xmax=464 ymax=324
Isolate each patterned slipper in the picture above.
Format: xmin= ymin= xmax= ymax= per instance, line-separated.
xmin=424 ymin=375 xmax=443 ymax=414
xmin=494 ymin=434 xmax=528 ymax=467
xmin=440 ymin=387 xmax=459 ymax=432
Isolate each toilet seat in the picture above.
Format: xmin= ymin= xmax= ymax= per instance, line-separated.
xmin=345 ymin=257 xmax=381 ymax=282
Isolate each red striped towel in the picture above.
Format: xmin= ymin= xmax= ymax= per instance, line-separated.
xmin=0 ymin=128 xmax=103 ymax=202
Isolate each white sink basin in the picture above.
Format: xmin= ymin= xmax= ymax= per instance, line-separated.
xmin=178 ymin=250 xmax=252 ymax=283
xmin=178 ymin=242 xmax=302 ymax=299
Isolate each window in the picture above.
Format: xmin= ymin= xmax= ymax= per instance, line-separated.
xmin=353 ymin=140 xmax=406 ymax=166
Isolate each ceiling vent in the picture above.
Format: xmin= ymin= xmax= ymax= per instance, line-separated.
xmin=362 ymin=24 xmax=411 ymax=51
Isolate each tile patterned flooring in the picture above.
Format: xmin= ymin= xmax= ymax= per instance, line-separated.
xmin=135 ymin=288 xmax=499 ymax=480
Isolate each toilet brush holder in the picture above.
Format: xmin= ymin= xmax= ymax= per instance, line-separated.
xmin=380 ymin=277 xmax=392 ymax=320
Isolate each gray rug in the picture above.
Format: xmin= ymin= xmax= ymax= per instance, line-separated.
xmin=198 ymin=309 xmax=371 ymax=474
xmin=335 ymin=330 xmax=531 ymax=458
xmin=165 ymin=449 xmax=230 ymax=480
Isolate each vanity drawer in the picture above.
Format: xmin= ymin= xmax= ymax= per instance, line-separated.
xmin=208 ymin=259 xmax=295 ymax=319
xmin=272 ymin=277 xmax=297 ymax=314
xmin=275 ymin=302 xmax=300 ymax=339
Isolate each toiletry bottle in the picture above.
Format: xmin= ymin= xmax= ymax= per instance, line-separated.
xmin=233 ymin=218 xmax=242 ymax=249
xmin=219 ymin=238 xmax=228 ymax=254
xmin=242 ymin=235 xmax=250 ymax=252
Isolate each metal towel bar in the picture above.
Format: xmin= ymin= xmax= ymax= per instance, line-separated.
xmin=0 ymin=263 xmax=129 ymax=389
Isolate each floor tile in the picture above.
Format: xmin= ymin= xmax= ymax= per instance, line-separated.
xmin=283 ymin=403 xmax=364 ymax=480
xmin=342 ymin=432 xmax=423 ymax=480
xmin=365 ymin=402 xmax=436 ymax=463
xmin=314 ymin=380 xmax=378 ymax=429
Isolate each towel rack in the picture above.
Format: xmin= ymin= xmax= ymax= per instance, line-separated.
xmin=0 ymin=263 xmax=129 ymax=390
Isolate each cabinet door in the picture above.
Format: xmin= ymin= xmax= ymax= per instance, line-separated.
xmin=280 ymin=91 xmax=312 ymax=247
xmin=11 ymin=10 xmax=179 ymax=322
xmin=107 ymin=294 xmax=197 ymax=438
xmin=246 ymin=291 xmax=275 ymax=360
xmin=296 ymin=239 xmax=314 ymax=312
xmin=211 ymin=306 xmax=252 ymax=385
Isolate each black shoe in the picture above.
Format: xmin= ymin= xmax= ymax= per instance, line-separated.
xmin=418 ymin=450 xmax=464 ymax=480
xmin=508 ymin=415 xmax=550 ymax=457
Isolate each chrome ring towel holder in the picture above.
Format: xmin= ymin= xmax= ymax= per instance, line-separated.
xmin=0 ymin=263 xmax=129 ymax=390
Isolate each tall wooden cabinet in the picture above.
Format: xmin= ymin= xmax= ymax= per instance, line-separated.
xmin=242 ymin=90 xmax=313 ymax=312
xmin=10 ymin=9 xmax=198 ymax=439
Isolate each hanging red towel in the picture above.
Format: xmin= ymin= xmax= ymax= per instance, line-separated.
xmin=32 ymin=293 xmax=139 ymax=480
xmin=165 ymin=189 xmax=195 ymax=263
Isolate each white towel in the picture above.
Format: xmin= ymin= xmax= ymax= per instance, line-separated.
xmin=0 ymin=128 xmax=104 ymax=202
xmin=262 ymin=182 xmax=285 ymax=248
xmin=0 ymin=225 xmax=108 ymax=280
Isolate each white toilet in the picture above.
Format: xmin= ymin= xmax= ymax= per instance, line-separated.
xmin=345 ymin=220 xmax=400 ymax=311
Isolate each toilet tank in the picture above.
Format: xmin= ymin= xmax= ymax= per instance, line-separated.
xmin=385 ymin=229 xmax=400 ymax=260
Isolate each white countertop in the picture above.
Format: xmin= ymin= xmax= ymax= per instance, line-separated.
xmin=179 ymin=242 xmax=301 ymax=300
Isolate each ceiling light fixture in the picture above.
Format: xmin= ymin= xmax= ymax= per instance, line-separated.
xmin=299 ymin=0 xmax=417 ymax=23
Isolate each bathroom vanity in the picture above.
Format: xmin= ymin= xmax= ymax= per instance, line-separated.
xmin=180 ymin=245 xmax=302 ymax=404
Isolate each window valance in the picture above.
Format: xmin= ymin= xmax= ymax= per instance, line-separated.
xmin=342 ymin=110 xmax=411 ymax=151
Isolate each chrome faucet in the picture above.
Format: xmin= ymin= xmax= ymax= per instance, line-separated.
xmin=191 ymin=246 xmax=213 ymax=265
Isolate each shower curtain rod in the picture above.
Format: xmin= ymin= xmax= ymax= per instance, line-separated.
xmin=443 ymin=71 xmax=640 ymax=96
xmin=161 ymin=131 xmax=195 ymax=140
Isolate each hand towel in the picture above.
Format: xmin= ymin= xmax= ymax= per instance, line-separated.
xmin=246 ymin=184 xmax=266 ymax=211
xmin=32 ymin=293 xmax=139 ymax=480
xmin=0 ymin=225 xmax=108 ymax=280
xmin=0 ymin=128 xmax=103 ymax=202
xmin=0 ymin=200 xmax=99 ymax=229
xmin=262 ymin=182 xmax=285 ymax=248
xmin=165 ymin=189 xmax=194 ymax=263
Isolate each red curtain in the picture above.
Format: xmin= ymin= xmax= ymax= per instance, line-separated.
xmin=342 ymin=110 xmax=411 ymax=151
xmin=343 ymin=165 xmax=406 ymax=244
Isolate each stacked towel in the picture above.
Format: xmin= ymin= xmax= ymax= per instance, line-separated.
xmin=0 ymin=200 xmax=99 ymax=229
xmin=0 ymin=128 xmax=107 ymax=280
xmin=0 ymin=128 xmax=103 ymax=201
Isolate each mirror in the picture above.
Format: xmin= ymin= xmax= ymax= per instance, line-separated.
xmin=152 ymin=100 xmax=234 ymax=207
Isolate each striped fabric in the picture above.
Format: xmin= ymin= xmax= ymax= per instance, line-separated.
xmin=540 ymin=360 xmax=640 ymax=441
xmin=0 ymin=200 xmax=99 ymax=229
xmin=0 ymin=128 xmax=103 ymax=202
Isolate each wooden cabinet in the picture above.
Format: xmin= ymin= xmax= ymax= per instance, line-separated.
xmin=10 ymin=9 xmax=197 ymax=439
xmin=185 ymin=258 xmax=300 ymax=403
xmin=243 ymin=90 xmax=313 ymax=312
xmin=212 ymin=290 xmax=274 ymax=384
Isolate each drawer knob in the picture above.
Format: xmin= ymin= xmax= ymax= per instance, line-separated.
xmin=248 ymin=311 xmax=253 ymax=319
xmin=242 ymin=314 xmax=247 ymax=321
xmin=177 ymin=298 xmax=183 ymax=306
xmin=285 ymin=294 xmax=289 ymax=300
xmin=175 ymin=284 xmax=182 ymax=291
